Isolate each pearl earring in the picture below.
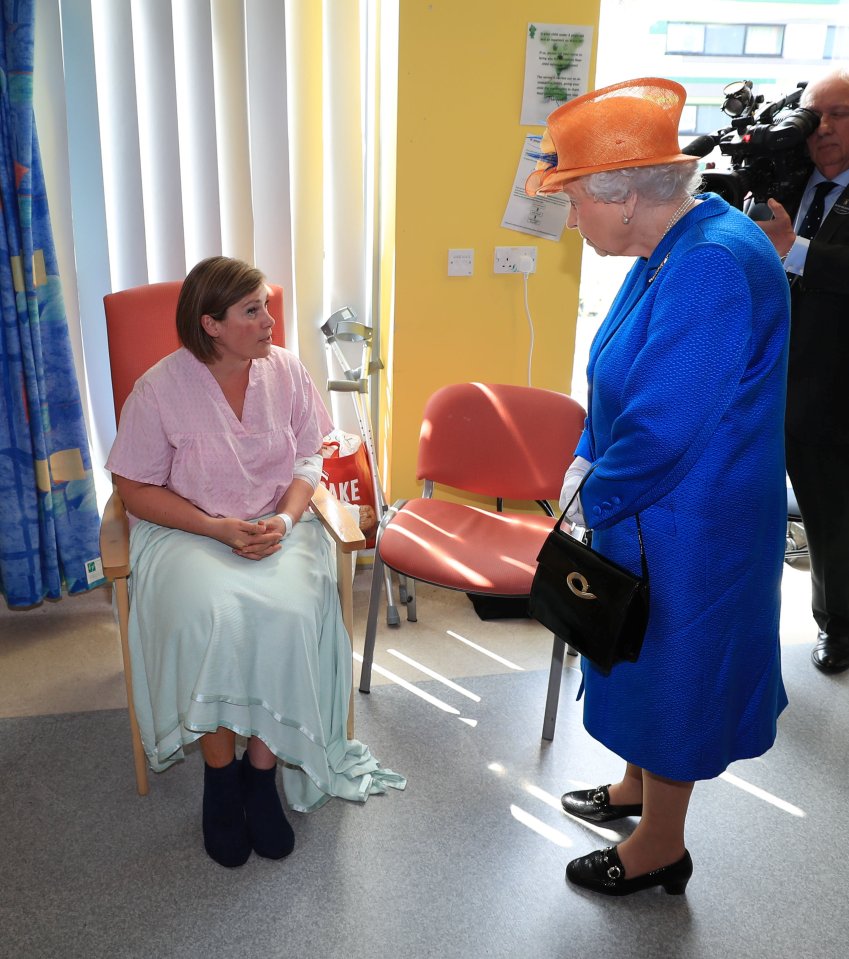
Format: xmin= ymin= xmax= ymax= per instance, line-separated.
xmin=622 ymin=214 xmax=631 ymax=224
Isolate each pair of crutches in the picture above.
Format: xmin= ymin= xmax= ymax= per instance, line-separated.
xmin=321 ymin=308 xmax=401 ymax=626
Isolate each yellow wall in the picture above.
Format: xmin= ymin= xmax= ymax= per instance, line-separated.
xmin=382 ymin=0 xmax=600 ymax=502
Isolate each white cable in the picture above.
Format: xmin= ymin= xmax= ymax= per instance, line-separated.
xmin=522 ymin=270 xmax=534 ymax=387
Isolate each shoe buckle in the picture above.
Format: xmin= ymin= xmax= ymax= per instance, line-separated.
xmin=601 ymin=847 xmax=622 ymax=881
xmin=591 ymin=789 xmax=606 ymax=806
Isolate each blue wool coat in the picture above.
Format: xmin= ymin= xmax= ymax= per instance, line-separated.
xmin=575 ymin=194 xmax=790 ymax=781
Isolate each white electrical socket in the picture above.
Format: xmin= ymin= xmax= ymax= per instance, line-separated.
xmin=447 ymin=248 xmax=474 ymax=276
xmin=494 ymin=245 xmax=537 ymax=274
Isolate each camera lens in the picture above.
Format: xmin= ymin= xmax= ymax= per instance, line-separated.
xmin=723 ymin=81 xmax=754 ymax=118
xmin=764 ymin=108 xmax=820 ymax=150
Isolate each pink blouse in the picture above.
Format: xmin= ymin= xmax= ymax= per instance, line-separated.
xmin=106 ymin=346 xmax=333 ymax=520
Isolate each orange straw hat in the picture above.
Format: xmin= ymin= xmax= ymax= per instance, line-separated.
xmin=525 ymin=78 xmax=693 ymax=196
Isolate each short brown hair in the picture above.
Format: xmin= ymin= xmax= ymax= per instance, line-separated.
xmin=177 ymin=256 xmax=267 ymax=363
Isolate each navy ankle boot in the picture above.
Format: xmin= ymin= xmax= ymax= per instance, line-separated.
xmin=241 ymin=752 xmax=295 ymax=859
xmin=202 ymin=758 xmax=251 ymax=868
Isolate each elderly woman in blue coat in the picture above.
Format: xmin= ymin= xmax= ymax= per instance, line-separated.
xmin=527 ymin=78 xmax=790 ymax=897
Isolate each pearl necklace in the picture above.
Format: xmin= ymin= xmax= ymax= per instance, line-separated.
xmin=661 ymin=195 xmax=695 ymax=240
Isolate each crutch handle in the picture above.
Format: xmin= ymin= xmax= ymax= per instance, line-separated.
xmin=327 ymin=378 xmax=368 ymax=393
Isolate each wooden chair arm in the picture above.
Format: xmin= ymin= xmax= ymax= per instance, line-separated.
xmin=100 ymin=489 xmax=131 ymax=579
xmin=310 ymin=483 xmax=366 ymax=553
xmin=310 ymin=482 xmax=363 ymax=739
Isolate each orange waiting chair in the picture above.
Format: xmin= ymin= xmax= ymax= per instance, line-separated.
xmin=359 ymin=381 xmax=586 ymax=740
xmin=99 ymin=281 xmax=364 ymax=795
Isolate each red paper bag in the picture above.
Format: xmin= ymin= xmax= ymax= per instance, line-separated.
xmin=320 ymin=439 xmax=377 ymax=548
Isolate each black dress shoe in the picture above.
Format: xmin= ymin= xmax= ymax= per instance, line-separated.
xmin=566 ymin=845 xmax=693 ymax=897
xmin=811 ymin=632 xmax=849 ymax=674
xmin=560 ymin=784 xmax=643 ymax=823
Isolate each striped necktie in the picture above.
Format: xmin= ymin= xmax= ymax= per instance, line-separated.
xmin=797 ymin=181 xmax=837 ymax=239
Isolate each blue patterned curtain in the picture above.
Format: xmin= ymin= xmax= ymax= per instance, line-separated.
xmin=0 ymin=1 xmax=102 ymax=608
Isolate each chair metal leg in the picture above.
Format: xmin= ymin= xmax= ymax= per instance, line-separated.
xmin=542 ymin=633 xmax=566 ymax=742
xmin=359 ymin=549 xmax=387 ymax=693
xmin=405 ymin=577 xmax=417 ymax=621
xmin=372 ymin=505 xmax=401 ymax=626
xmin=384 ymin=566 xmax=400 ymax=626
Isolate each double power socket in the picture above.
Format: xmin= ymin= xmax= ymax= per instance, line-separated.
xmin=493 ymin=245 xmax=537 ymax=274
xmin=447 ymin=246 xmax=538 ymax=276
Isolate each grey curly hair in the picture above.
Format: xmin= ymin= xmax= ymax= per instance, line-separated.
xmin=581 ymin=160 xmax=703 ymax=205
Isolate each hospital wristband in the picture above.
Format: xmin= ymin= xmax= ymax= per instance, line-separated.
xmin=275 ymin=512 xmax=294 ymax=537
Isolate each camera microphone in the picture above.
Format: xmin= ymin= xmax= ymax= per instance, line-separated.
xmin=681 ymin=134 xmax=722 ymax=158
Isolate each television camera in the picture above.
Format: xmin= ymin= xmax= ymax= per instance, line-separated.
xmin=682 ymin=80 xmax=819 ymax=210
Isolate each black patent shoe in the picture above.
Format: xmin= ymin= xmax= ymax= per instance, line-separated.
xmin=560 ymin=784 xmax=643 ymax=823
xmin=566 ymin=845 xmax=693 ymax=897
xmin=811 ymin=632 xmax=849 ymax=674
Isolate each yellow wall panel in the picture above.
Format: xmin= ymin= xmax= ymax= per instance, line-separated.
xmin=385 ymin=0 xmax=600 ymax=501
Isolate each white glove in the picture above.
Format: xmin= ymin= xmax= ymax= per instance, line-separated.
xmin=559 ymin=455 xmax=591 ymax=526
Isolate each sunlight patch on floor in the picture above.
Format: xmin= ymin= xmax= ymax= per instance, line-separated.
xmin=354 ymin=651 xmax=480 ymax=726
xmin=446 ymin=630 xmax=524 ymax=670
xmin=353 ymin=652 xmax=460 ymax=715
xmin=510 ymin=804 xmax=574 ymax=848
xmin=719 ymin=770 xmax=806 ymax=817
xmin=522 ymin=781 xmax=566 ymax=812
xmin=385 ymin=649 xmax=481 ymax=701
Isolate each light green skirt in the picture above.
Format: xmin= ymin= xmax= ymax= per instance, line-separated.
xmin=124 ymin=513 xmax=404 ymax=811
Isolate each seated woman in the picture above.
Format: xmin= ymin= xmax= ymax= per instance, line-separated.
xmin=106 ymin=256 xmax=404 ymax=868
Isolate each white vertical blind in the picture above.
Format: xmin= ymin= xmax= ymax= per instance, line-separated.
xmin=322 ymin=0 xmax=369 ymax=428
xmin=129 ymin=0 xmax=185 ymax=281
xmin=245 ymin=1 xmax=294 ymax=339
xmin=325 ymin=0 xmax=366 ymax=319
xmin=91 ymin=0 xmax=148 ymax=290
xmin=286 ymin=0 xmax=327 ymax=413
xmin=210 ymin=0 xmax=254 ymax=263
xmin=53 ymin=0 xmax=115 ymax=507
xmin=172 ymin=0 xmax=222 ymax=267
xmin=33 ymin=0 xmax=87 ymax=408
xmin=34 ymin=0 xmax=378 ymax=504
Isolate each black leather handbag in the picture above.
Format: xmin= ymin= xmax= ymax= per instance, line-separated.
xmin=529 ymin=470 xmax=650 ymax=676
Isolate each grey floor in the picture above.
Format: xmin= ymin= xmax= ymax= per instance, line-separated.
xmin=1 ymin=561 xmax=846 ymax=959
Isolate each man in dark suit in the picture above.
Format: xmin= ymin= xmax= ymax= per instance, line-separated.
xmin=758 ymin=67 xmax=849 ymax=673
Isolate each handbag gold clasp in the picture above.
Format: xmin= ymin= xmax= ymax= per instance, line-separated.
xmin=566 ymin=571 xmax=597 ymax=600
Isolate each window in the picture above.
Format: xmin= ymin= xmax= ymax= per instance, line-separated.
xmin=667 ymin=22 xmax=705 ymax=53
xmin=746 ymin=24 xmax=784 ymax=56
xmin=678 ymin=103 xmax=728 ymax=136
xmin=667 ymin=21 xmax=784 ymax=57
xmin=705 ymin=24 xmax=745 ymax=55
xmin=825 ymin=25 xmax=849 ymax=59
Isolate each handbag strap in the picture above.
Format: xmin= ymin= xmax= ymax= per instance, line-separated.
xmin=557 ymin=463 xmax=649 ymax=581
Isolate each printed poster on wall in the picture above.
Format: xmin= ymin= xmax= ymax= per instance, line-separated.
xmin=521 ymin=23 xmax=593 ymax=126
xmin=501 ymin=135 xmax=570 ymax=241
